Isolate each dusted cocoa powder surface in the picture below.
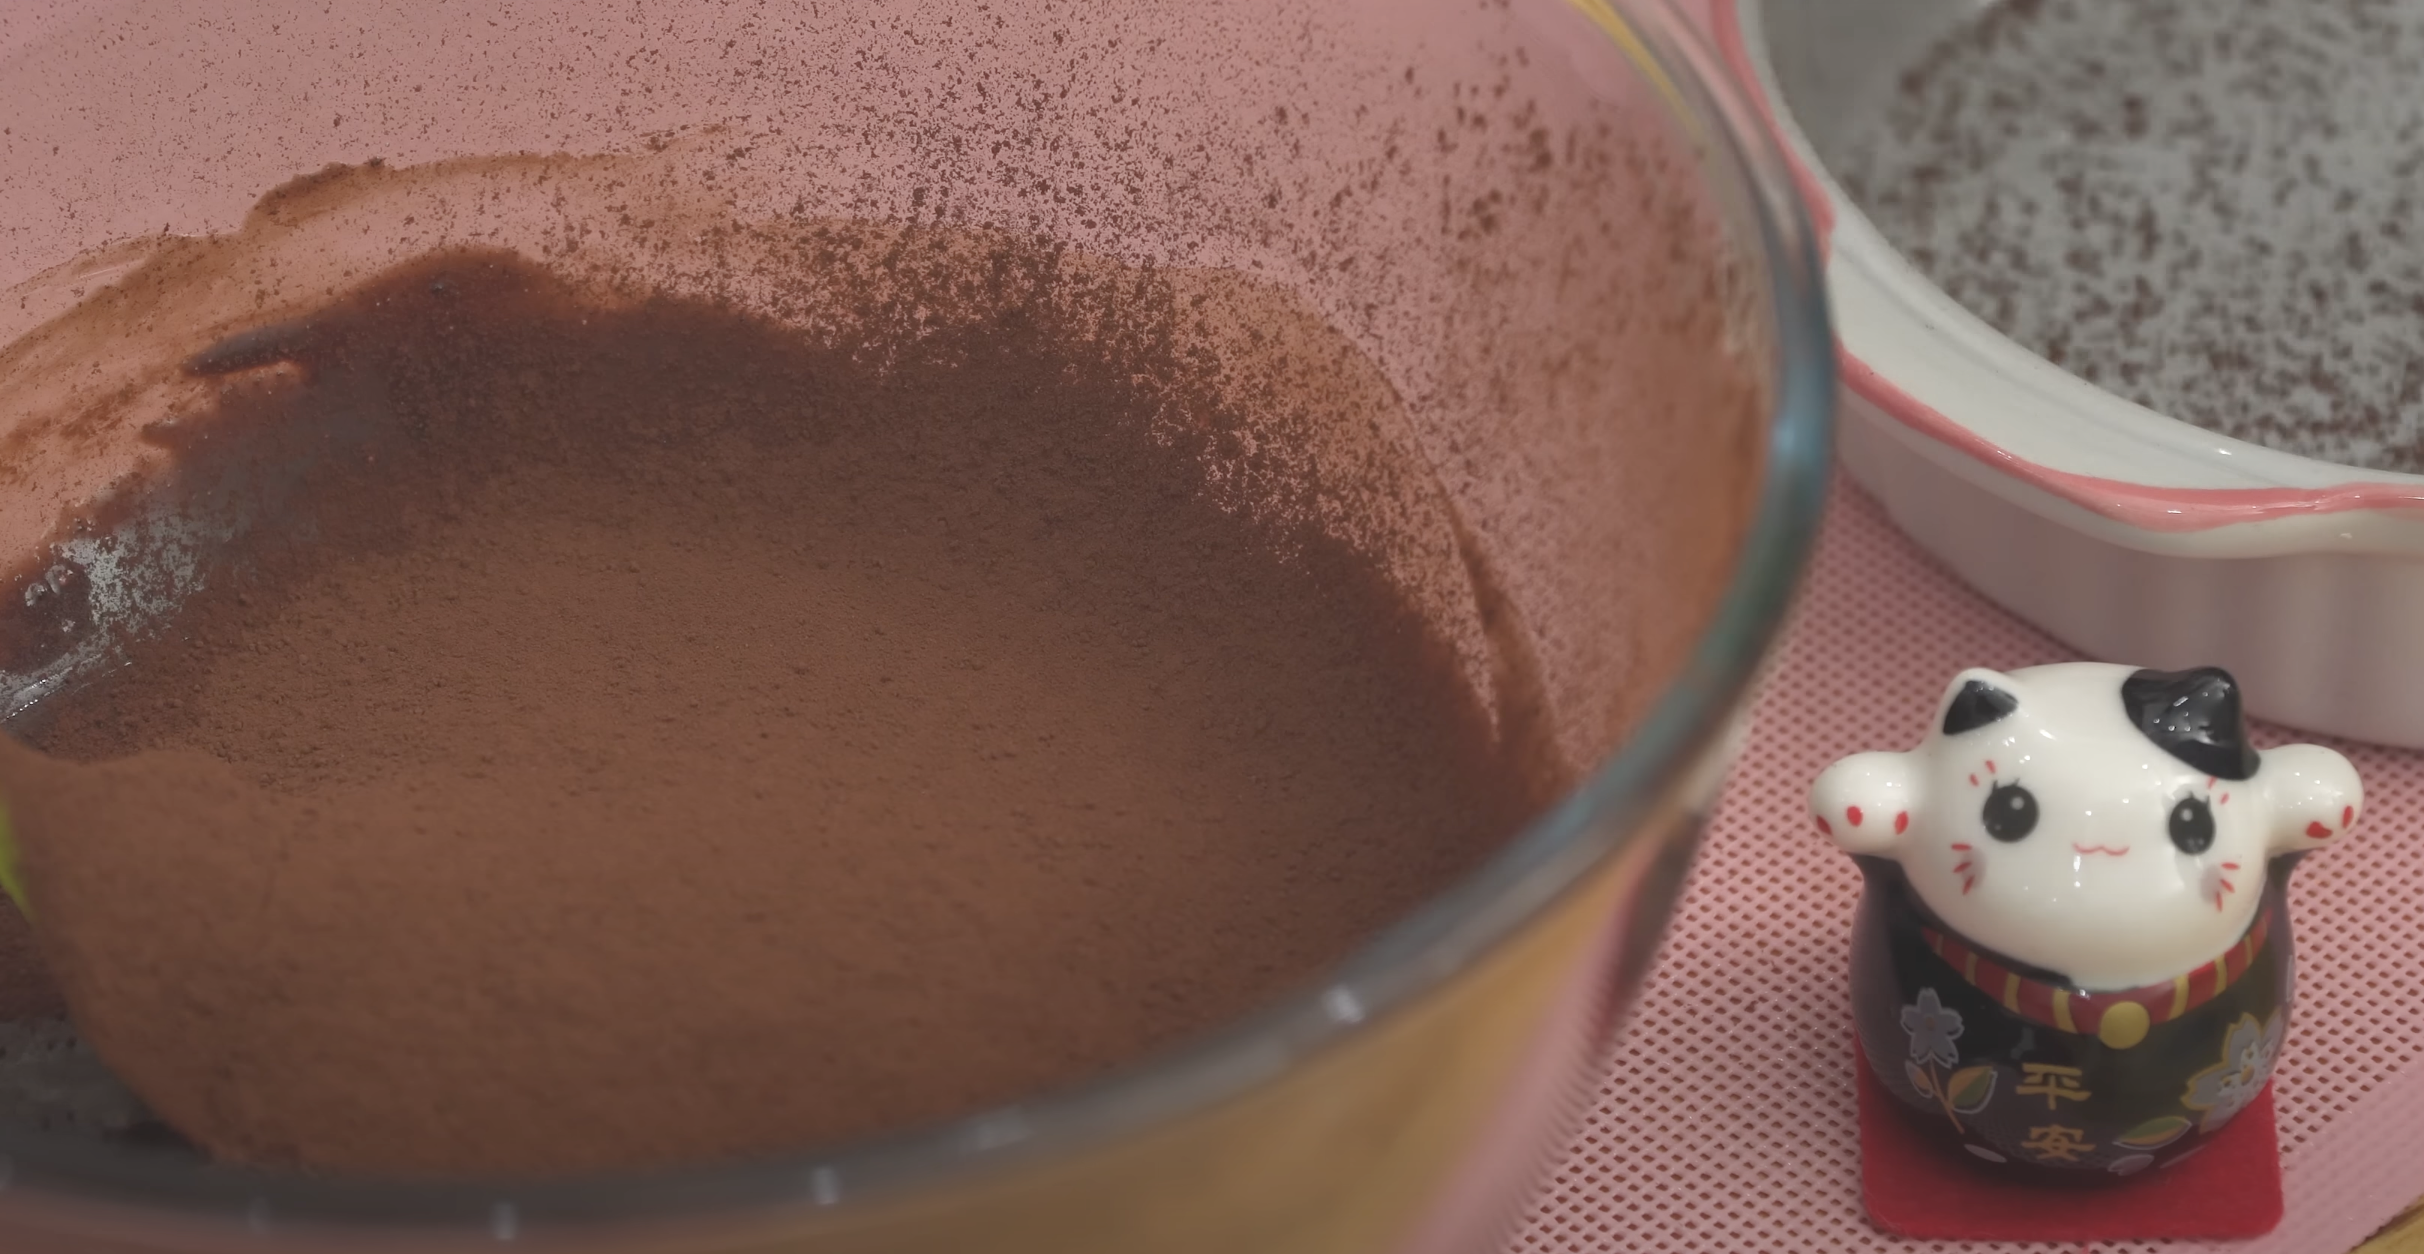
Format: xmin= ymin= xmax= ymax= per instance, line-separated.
xmin=1842 ymin=0 xmax=2424 ymax=473
xmin=0 ymin=243 xmax=1555 ymax=1177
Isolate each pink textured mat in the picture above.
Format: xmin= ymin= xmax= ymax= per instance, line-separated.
xmin=1511 ymin=479 xmax=2424 ymax=1254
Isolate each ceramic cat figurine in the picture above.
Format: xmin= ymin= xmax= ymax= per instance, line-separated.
xmin=1812 ymin=664 xmax=2359 ymax=1177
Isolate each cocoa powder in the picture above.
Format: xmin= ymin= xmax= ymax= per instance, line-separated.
xmin=1842 ymin=0 xmax=2424 ymax=472
xmin=0 ymin=237 xmax=1557 ymax=1178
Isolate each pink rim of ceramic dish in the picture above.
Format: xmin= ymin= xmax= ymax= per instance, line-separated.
xmin=1704 ymin=0 xmax=2424 ymax=533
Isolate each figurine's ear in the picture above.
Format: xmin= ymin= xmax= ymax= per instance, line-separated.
xmin=2258 ymin=742 xmax=2362 ymax=856
xmin=1811 ymin=751 xmax=1921 ymax=858
xmin=1938 ymin=669 xmax=2021 ymax=737
xmin=2122 ymin=666 xmax=2258 ymax=780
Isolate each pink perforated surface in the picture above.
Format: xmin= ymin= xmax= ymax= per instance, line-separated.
xmin=1510 ymin=479 xmax=2424 ymax=1254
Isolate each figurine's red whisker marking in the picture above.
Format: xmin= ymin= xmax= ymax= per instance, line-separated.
xmin=1846 ymin=806 xmax=1864 ymax=827
xmin=2305 ymin=820 xmax=2332 ymax=839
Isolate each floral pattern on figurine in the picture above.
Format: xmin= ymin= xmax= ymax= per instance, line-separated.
xmin=2183 ymin=1011 xmax=2287 ymax=1134
xmin=1901 ymin=988 xmax=1962 ymax=1069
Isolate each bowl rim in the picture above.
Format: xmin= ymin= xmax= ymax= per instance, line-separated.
xmin=0 ymin=0 xmax=1838 ymax=1238
xmin=1712 ymin=0 xmax=2424 ymax=540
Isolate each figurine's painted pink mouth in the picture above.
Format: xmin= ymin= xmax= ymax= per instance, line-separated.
xmin=2072 ymin=843 xmax=2130 ymax=857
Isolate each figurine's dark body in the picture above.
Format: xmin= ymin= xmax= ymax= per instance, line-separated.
xmin=1851 ymin=857 xmax=2295 ymax=1178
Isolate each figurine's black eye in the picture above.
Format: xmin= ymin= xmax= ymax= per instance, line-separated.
xmin=2169 ymin=795 xmax=2216 ymax=855
xmin=1983 ymin=781 xmax=2038 ymax=842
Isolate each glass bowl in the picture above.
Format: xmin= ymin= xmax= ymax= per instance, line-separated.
xmin=0 ymin=1 xmax=1832 ymax=1249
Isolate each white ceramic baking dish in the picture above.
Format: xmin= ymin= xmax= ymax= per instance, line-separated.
xmin=1711 ymin=0 xmax=2424 ymax=749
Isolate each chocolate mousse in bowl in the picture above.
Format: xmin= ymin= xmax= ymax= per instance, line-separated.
xmin=0 ymin=1 xmax=1830 ymax=1250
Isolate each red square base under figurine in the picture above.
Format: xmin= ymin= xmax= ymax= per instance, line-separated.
xmin=1857 ymin=1061 xmax=2284 ymax=1240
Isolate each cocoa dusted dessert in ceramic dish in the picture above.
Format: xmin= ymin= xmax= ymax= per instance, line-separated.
xmin=1716 ymin=0 xmax=2424 ymax=749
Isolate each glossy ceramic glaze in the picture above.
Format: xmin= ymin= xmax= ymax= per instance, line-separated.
xmin=0 ymin=1 xmax=1836 ymax=1249
xmin=1712 ymin=0 xmax=2424 ymax=749
xmin=1815 ymin=664 xmax=2361 ymax=1176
